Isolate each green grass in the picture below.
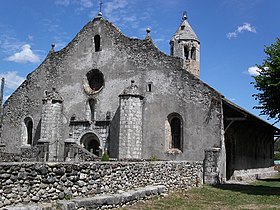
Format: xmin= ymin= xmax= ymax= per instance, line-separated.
xmin=120 ymin=174 xmax=280 ymax=210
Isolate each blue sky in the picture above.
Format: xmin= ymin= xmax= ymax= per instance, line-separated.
xmin=0 ymin=0 xmax=279 ymax=128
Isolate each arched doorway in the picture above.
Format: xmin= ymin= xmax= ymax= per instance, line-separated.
xmin=80 ymin=133 xmax=100 ymax=156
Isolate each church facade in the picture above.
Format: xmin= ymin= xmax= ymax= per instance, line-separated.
xmin=0 ymin=12 xmax=278 ymax=181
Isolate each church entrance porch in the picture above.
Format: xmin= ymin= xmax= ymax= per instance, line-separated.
xmin=80 ymin=133 xmax=100 ymax=157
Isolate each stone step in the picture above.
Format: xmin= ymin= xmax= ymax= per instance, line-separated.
xmin=3 ymin=185 xmax=167 ymax=210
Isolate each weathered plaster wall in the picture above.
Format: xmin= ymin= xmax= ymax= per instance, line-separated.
xmin=1 ymin=54 xmax=58 ymax=153
xmin=0 ymin=161 xmax=202 ymax=208
xmin=141 ymin=69 xmax=222 ymax=161
xmin=1 ymin=17 xmax=222 ymax=161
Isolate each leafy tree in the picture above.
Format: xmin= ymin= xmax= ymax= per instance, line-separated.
xmin=274 ymin=152 xmax=280 ymax=160
xmin=275 ymin=138 xmax=280 ymax=152
xmin=252 ymin=38 xmax=280 ymax=124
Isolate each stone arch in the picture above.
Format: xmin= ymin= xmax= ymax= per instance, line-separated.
xmin=79 ymin=132 xmax=102 ymax=156
xmin=165 ymin=113 xmax=183 ymax=151
xmin=94 ymin=35 xmax=101 ymax=52
xmin=184 ymin=46 xmax=189 ymax=60
xmin=191 ymin=47 xmax=196 ymax=60
xmin=22 ymin=116 xmax=33 ymax=146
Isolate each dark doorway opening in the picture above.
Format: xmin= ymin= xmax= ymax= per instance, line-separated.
xmin=81 ymin=133 xmax=100 ymax=156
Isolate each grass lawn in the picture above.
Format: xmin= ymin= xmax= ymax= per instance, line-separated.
xmin=120 ymin=174 xmax=280 ymax=210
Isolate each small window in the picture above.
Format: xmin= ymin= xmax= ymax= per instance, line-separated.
xmin=170 ymin=42 xmax=174 ymax=56
xmin=147 ymin=83 xmax=152 ymax=92
xmin=184 ymin=46 xmax=189 ymax=60
xmin=94 ymin=35 xmax=101 ymax=52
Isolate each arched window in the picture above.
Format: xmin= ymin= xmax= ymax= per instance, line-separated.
xmin=165 ymin=113 xmax=183 ymax=151
xmin=22 ymin=117 xmax=33 ymax=145
xmin=191 ymin=47 xmax=196 ymax=60
xmin=184 ymin=46 xmax=189 ymax=60
xmin=171 ymin=117 xmax=181 ymax=149
xmin=94 ymin=35 xmax=101 ymax=52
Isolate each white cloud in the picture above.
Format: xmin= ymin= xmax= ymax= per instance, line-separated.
xmin=104 ymin=0 xmax=128 ymax=15
xmin=55 ymin=0 xmax=70 ymax=6
xmin=6 ymin=44 xmax=40 ymax=63
xmin=226 ymin=32 xmax=237 ymax=39
xmin=237 ymin=23 xmax=256 ymax=33
xmin=28 ymin=35 xmax=34 ymax=41
xmin=247 ymin=66 xmax=260 ymax=76
xmin=55 ymin=0 xmax=94 ymax=9
xmin=0 ymin=25 xmax=24 ymax=54
xmin=0 ymin=71 xmax=25 ymax=90
xmin=80 ymin=0 xmax=94 ymax=8
xmin=227 ymin=23 xmax=256 ymax=39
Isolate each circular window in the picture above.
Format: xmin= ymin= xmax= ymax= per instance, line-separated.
xmin=83 ymin=69 xmax=104 ymax=95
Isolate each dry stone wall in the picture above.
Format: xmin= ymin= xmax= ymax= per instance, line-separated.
xmin=0 ymin=161 xmax=202 ymax=208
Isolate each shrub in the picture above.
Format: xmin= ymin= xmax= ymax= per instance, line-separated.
xmin=150 ymin=155 xmax=158 ymax=161
xmin=101 ymin=153 xmax=109 ymax=161
xmin=274 ymin=152 xmax=280 ymax=160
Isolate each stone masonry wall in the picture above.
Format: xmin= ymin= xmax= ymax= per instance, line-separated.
xmin=0 ymin=161 xmax=202 ymax=208
xmin=39 ymin=100 xmax=64 ymax=161
xmin=118 ymin=95 xmax=143 ymax=159
xmin=203 ymin=148 xmax=221 ymax=185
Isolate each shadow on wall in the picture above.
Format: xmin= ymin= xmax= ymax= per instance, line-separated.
xmin=108 ymin=106 xmax=120 ymax=158
xmin=33 ymin=119 xmax=41 ymax=146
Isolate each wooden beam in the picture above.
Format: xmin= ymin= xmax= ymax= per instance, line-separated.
xmin=225 ymin=117 xmax=247 ymax=121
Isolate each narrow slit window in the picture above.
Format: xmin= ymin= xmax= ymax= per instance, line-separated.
xmin=147 ymin=83 xmax=152 ymax=92
xmin=94 ymin=35 xmax=101 ymax=52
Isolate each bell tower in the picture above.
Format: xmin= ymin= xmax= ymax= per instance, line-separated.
xmin=170 ymin=12 xmax=200 ymax=77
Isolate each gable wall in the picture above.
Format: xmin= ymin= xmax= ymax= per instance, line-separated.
xmin=1 ymin=18 xmax=223 ymax=160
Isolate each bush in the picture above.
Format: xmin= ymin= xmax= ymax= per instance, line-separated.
xmin=101 ymin=153 xmax=109 ymax=161
xmin=150 ymin=155 xmax=158 ymax=161
xmin=274 ymin=152 xmax=280 ymax=160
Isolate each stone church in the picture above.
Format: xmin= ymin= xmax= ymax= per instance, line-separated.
xmin=0 ymin=12 xmax=278 ymax=181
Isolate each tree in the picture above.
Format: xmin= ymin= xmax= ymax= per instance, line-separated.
xmin=252 ymin=38 xmax=280 ymax=124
